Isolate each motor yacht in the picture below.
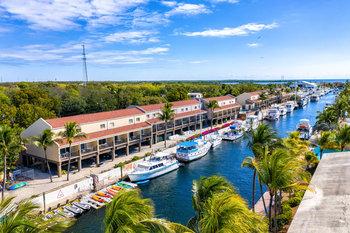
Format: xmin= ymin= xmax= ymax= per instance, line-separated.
xmin=128 ymin=152 xmax=180 ymax=182
xmin=266 ymin=108 xmax=280 ymax=121
xmin=176 ymin=139 xmax=212 ymax=162
xmin=297 ymin=119 xmax=313 ymax=140
xmin=222 ymin=124 xmax=244 ymax=141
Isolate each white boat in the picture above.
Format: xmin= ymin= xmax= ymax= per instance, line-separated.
xmin=297 ymin=98 xmax=308 ymax=108
xmin=266 ymin=108 xmax=280 ymax=121
xmin=73 ymin=202 xmax=91 ymax=211
xmin=310 ymin=95 xmax=320 ymax=102
xmin=245 ymin=115 xmax=259 ymax=131
xmin=279 ymin=106 xmax=288 ymax=116
xmin=222 ymin=124 xmax=244 ymax=141
xmin=285 ymin=101 xmax=295 ymax=113
xmin=297 ymin=119 xmax=313 ymax=140
xmin=208 ymin=134 xmax=222 ymax=148
xmin=128 ymin=152 xmax=179 ymax=182
xmin=176 ymin=139 xmax=212 ymax=162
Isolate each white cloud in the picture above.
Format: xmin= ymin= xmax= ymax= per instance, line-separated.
xmin=209 ymin=0 xmax=239 ymax=4
xmin=0 ymin=0 xmax=147 ymax=30
xmin=131 ymin=8 xmax=170 ymax=27
xmin=0 ymin=42 xmax=169 ymax=65
xmin=182 ymin=22 xmax=278 ymax=37
xmin=189 ymin=60 xmax=208 ymax=64
xmin=247 ymin=43 xmax=260 ymax=48
xmin=165 ymin=3 xmax=211 ymax=17
xmin=105 ymin=30 xmax=159 ymax=44
xmin=161 ymin=1 xmax=178 ymax=7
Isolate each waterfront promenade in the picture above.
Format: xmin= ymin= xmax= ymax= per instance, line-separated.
xmin=288 ymin=152 xmax=350 ymax=233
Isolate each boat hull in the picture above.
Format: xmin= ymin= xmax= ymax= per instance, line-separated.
xmin=176 ymin=143 xmax=212 ymax=162
xmin=128 ymin=162 xmax=179 ymax=182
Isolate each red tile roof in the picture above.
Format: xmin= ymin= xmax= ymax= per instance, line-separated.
xmin=213 ymin=103 xmax=241 ymax=112
xmin=204 ymin=95 xmax=235 ymax=102
xmin=146 ymin=110 xmax=207 ymax=124
xmin=139 ymin=99 xmax=199 ymax=112
xmin=46 ymin=108 xmax=144 ymax=128
xmin=56 ymin=122 xmax=151 ymax=146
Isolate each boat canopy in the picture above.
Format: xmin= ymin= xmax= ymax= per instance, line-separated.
xmin=178 ymin=141 xmax=198 ymax=148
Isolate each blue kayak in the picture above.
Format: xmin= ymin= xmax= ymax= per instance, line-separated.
xmin=8 ymin=181 xmax=28 ymax=190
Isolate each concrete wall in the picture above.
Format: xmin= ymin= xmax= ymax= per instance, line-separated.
xmin=21 ymin=118 xmax=51 ymax=139
xmin=32 ymin=177 xmax=93 ymax=209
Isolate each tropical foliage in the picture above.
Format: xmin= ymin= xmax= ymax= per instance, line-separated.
xmin=206 ymin=100 xmax=219 ymax=129
xmin=0 ymin=196 xmax=73 ymax=233
xmin=159 ymin=102 xmax=175 ymax=148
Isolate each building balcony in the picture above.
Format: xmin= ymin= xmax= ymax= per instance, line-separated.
xmin=129 ymin=135 xmax=141 ymax=142
xmin=99 ymin=142 xmax=114 ymax=150
xmin=60 ymin=151 xmax=79 ymax=160
xmin=81 ymin=146 xmax=97 ymax=155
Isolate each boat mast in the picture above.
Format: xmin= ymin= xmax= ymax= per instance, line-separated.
xmin=82 ymin=44 xmax=88 ymax=85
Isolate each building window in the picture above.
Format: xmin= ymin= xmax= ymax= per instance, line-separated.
xmin=185 ymin=108 xmax=188 ymax=111
xmin=147 ymin=114 xmax=150 ymax=118
xmin=129 ymin=119 xmax=134 ymax=124
xmin=110 ymin=122 xmax=114 ymax=127
xmin=99 ymin=139 xmax=107 ymax=145
xmin=181 ymin=108 xmax=184 ymax=112
xmin=136 ymin=117 xmax=140 ymax=122
xmin=100 ymin=124 xmax=106 ymax=129
xmin=60 ymin=147 xmax=70 ymax=157
xmin=194 ymin=106 xmax=197 ymax=109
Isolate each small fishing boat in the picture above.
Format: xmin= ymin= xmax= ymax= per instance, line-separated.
xmin=73 ymin=201 xmax=91 ymax=211
xmin=64 ymin=205 xmax=83 ymax=215
xmin=265 ymin=108 xmax=280 ymax=121
xmin=128 ymin=152 xmax=180 ymax=182
xmin=176 ymin=138 xmax=212 ymax=162
xmin=297 ymin=119 xmax=313 ymax=140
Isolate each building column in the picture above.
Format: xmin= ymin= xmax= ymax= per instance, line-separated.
xmin=138 ymin=130 xmax=142 ymax=152
xmin=126 ymin=134 xmax=130 ymax=156
xmin=77 ymin=158 xmax=82 ymax=171
xmin=96 ymin=140 xmax=100 ymax=166
xmin=112 ymin=137 xmax=115 ymax=161
xmin=57 ymin=162 xmax=62 ymax=177
xmin=173 ymin=121 xmax=176 ymax=135
xmin=150 ymin=132 xmax=153 ymax=148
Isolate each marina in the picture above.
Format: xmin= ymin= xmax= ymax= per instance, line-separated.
xmin=67 ymin=91 xmax=336 ymax=233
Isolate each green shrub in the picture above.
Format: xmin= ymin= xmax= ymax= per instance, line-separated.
xmin=131 ymin=156 xmax=141 ymax=162
xmin=115 ymin=162 xmax=125 ymax=168
xmin=287 ymin=196 xmax=302 ymax=207
xmin=276 ymin=201 xmax=293 ymax=229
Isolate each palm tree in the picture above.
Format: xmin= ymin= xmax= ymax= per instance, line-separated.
xmin=104 ymin=189 xmax=192 ymax=233
xmin=189 ymin=175 xmax=267 ymax=233
xmin=243 ymin=123 xmax=277 ymax=212
xmin=58 ymin=122 xmax=86 ymax=181
xmin=159 ymin=102 xmax=175 ymax=148
xmin=0 ymin=196 xmax=73 ymax=232
xmin=254 ymin=148 xmax=306 ymax=232
xmin=206 ymin=100 xmax=219 ymax=129
xmin=316 ymin=131 xmax=336 ymax=159
xmin=32 ymin=129 xmax=55 ymax=182
xmin=335 ymin=124 xmax=350 ymax=151
xmin=0 ymin=125 xmax=25 ymax=200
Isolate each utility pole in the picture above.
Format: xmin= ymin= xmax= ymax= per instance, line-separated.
xmin=82 ymin=44 xmax=88 ymax=85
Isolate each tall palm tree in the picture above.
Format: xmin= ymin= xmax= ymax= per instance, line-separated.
xmin=58 ymin=122 xmax=86 ymax=181
xmin=254 ymin=148 xmax=306 ymax=232
xmin=104 ymin=189 xmax=192 ymax=233
xmin=206 ymin=100 xmax=219 ymax=129
xmin=243 ymin=123 xmax=277 ymax=212
xmin=32 ymin=129 xmax=55 ymax=182
xmin=316 ymin=131 xmax=336 ymax=159
xmin=159 ymin=102 xmax=175 ymax=148
xmin=189 ymin=175 xmax=267 ymax=233
xmin=335 ymin=124 xmax=350 ymax=151
xmin=0 ymin=196 xmax=73 ymax=232
xmin=0 ymin=125 xmax=25 ymax=200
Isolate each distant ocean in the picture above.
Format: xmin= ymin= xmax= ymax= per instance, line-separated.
xmin=221 ymin=79 xmax=349 ymax=85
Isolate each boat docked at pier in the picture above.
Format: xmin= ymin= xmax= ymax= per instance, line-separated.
xmin=265 ymin=108 xmax=280 ymax=121
xmin=208 ymin=133 xmax=222 ymax=148
xmin=278 ymin=105 xmax=288 ymax=116
xmin=245 ymin=115 xmax=259 ymax=131
xmin=285 ymin=101 xmax=296 ymax=113
xmin=128 ymin=152 xmax=179 ymax=182
xmin=222 ymin=123 xmax=244 ymax=141
xmin=296 ymin=119 xmax=313 ymax=140
xmin=176 ymin=139 xmax=212 ymax=162
xmin=297 ymin=98 xmax=308 ymax=108
xmin=310 ymin=94 xmax=320 ymax=102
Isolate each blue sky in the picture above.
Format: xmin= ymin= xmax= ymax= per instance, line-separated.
xmin=0 ymin=0 xmax=349 ymax=81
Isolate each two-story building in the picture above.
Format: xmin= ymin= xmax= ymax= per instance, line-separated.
xmin=21 ymin=99 xmax=208 ymax=177
xmin=236 ymin=91 xmax=268 ymax=110
xmin=203 ymin=95 xmax=241 ymax=125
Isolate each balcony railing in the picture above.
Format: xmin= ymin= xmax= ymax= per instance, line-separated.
xmin=81 ymin=147 xmax=97 ymax=154
xmin=115 ymin=138 xmax=127 ymax=145
xmin=60 ymin=151 xmax=79 ymax=159
xmin=129 ymin=135 xmax=140 ymax=141
xmin=99 ymin=143 xmax=113 ymax=150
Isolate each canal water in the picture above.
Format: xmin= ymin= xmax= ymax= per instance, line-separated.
xmin=67 ymin=93 xmax=335 ymax=233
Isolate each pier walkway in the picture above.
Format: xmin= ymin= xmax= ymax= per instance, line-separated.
xmin=288 ymin=152 xmax=350 ymax=233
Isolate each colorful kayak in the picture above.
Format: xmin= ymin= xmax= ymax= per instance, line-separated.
xmin=8 ymin=181 xmax=28 ymax=190
xmin=96 ymin=191 xmax=112 ymax=199
xmin=91 ymin=195 xmax=105 ymax=203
